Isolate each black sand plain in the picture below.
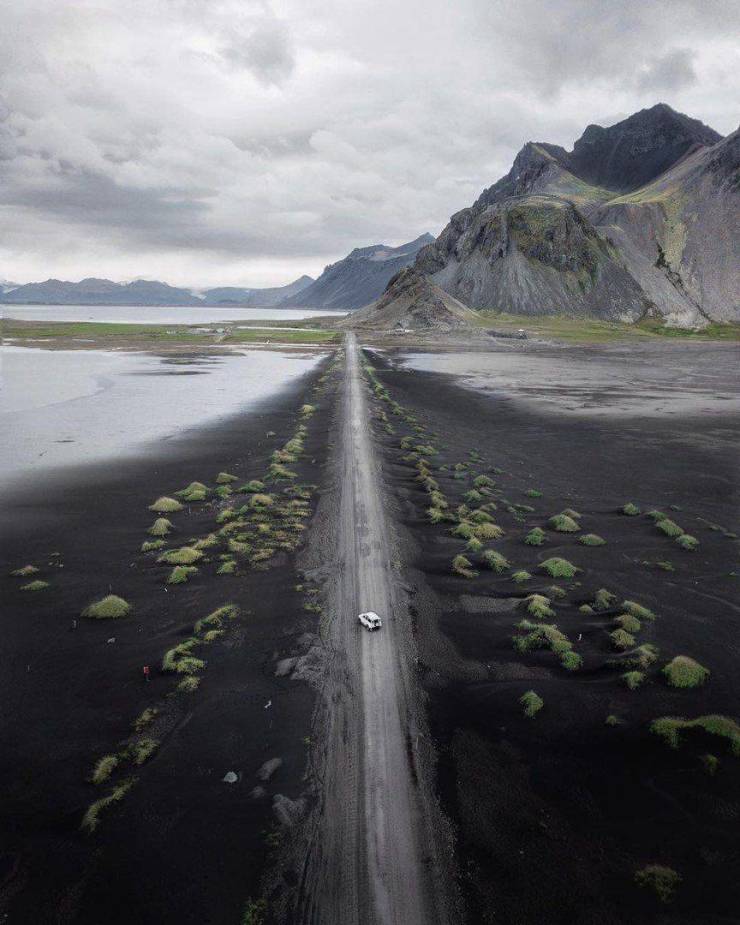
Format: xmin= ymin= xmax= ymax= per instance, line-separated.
xmin=362 ymin=340 xmax=739 ymax=925
xmin=0 ymin=352 xmax=336 ymax=924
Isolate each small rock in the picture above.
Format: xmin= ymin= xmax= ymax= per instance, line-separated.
xmin=257 ymin=757 xmax=283 ymax=781
xmin=222 ymin=771 xmax=239 ymax=784
xmin=273 ymin=793 xmax=306 ymax=827
xmin=275 ymin=657 xmax=298 ymax=678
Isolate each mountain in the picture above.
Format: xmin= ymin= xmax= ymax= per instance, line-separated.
xmin=280 ymin=233 xmax=435 ymax=310
xmin=0 ymin=279 xmax=18 ymax=294
xmin=345 ymin=267 xmax=478 ymax=331
xmin=203 ymin=275 xmax=313 ymax=306
xmin=415 ymin=104 xmax=737 ymax=326
xmin=1 ymin=277 xmax=202 ymax=306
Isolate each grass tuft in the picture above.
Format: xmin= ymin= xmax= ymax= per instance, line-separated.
xmin=614 ymin=613 xmax=641 ymax=634
xmin=675 ymin=534 xmax=698 ymax=551
xmin=579 ymin=533 xmax=606 ymax=546
xmin=634 ymin=865 xmax=681 ymax=903
xmin=167 ymin=565 xmax=198 ymax=584
xmin=524 ymin=594 xmax=555 ymax=620
xmin=621 ymin=502 xmax=641 ymax=516
xmin=141 ymin=539 xmax=166 ymax=552
xmin=524 ymin=527 xmax=546 ymax=546
xmin=216 ymin=472 xmax=238 ymax=484
xmin=622 ymin=600 xmax=656 ymax=621
xmin=177 ymin=675 xmax=200 ymax=693
xmin=157 ymin=546 xmax=203 ymax=566
xmin=623 ymin=671 xmax=645 ymax=690
xmin=91 ymin=754 xmax=119 ymax=785
xmin=511 ymin=570 xmax=532 ymax=584
xmin=82 ymin=595 xmax=130 ymax=619
xmin=650 ymin=715 xmax=740 ymax=755
xmin=525 ymin=489 xmax=542 ymax=498
xmin=662 ymin=656 xmax=709 ymax=688
xmin=482 ymin=550 xmax=509 ymax=573
xmin=148 ymin=518 xmax=174 ymax=537
xmin=217 ymin=559 xmax=237 ymax=575
xmin=129 ymin=738 xmax=159 ymax=765
xmin=133 ymin=708 xmax=158 ymax=732
xmin=12 ymin=565 xmax=39 ymax=577
xmin=541 ymin=557 xmax=578 ymax=579
xmin=657 ymin=518 xmax=684 ymax=538
xmin=520 ymin=690 xmax=543 ymax=718
xmin=452 ymin=554 xmax=478 ymax=579
xmin=620 ymin=644 xmax=659 ymax=670
xmin=610 ymin=629 xmax=635 ymax=650
xmin=560 ymin=650 xmax=582 ymax=671
xmin=593 ymin=588 xmax=617 ymax=611
xmin=149 ymin=496 xmax=183 ymax=513
xmin=548 ymin=513 xmax=580 ymax=533
xmin=241 ymin=479 xmax=266 ymax=493
xmin=21 ymin=580 xmax=49 ymax=592
xmin=473 ymin=522 xmax=504 ymax=541
xmin=81 ymin=780 xmax=135 ymax=833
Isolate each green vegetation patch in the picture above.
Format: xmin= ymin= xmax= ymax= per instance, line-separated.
xmin=593 ymin=588 xmax=617 ymax=611
xmin=634 ymin=865 xmax=682 ymax=903
xmin=622 ymin=600 xmax=656 ymax=621
xmin=662 ymin=655 xmax=709 ymax=688
xmin=524 ymin=527 xmax=546 ymax=546
xmin=129 ymin=738 xmax=159 ymax=765
xmin=83 ymin=594 xmax=130 ymax=619
xmin=520 ymin=690 xmax=543 ymax=718
xmin=610 ymin=628 xmax=636 ymax=650
xmin=675 ymin=533 xmax=699 ymax=551
xmin=623 ymin=671 xmax=645 ymax=690
xmin=81 ymin=780 xmax=136 ymax=833
xmin=162 ymin=638 xmax=205 ymax=674
xmin=158 ymin=546 xmax=203 ymax=566
xmin=148 ymin=517 xmax=174 ymax=537
xmin=452 ymin=554 xmax=478 ymax=579
xmin=541 ymin=557 xmax=578 ymax=579
xmin=216 ymin=472 xmax=238 ymax=484
xmin=133 ymin=708 xmax=158 ymax=732
xmin=560 ymin=650 xmax=583 ymax=671
xmin=579 ymin=533 xmax=606 ymax=546
xmin=650 ymin=715 xmax=740 ymax=755
xmin=524 ymin=594 xmax=555 ymax=620
xmin=511 ymin=570 xmax=532 ymax=584
xmin=91 ymin=754 xmax=119 ymax=785
xmin=21 ymin=580 xmax=49 ymax=592
xmin=621 ymin=502 xmax=641 ymax=516
xmin=177 ymin=675 xmax=200 ymax=693
xmin=621 ymin=644 xmax=659 ymax=670
xmin=473 ymin=522 xmax=504 ymax=541
xmin=614 ymin=613 xmax=641 ymax=634
xmin=525 ymin=489 xmax=542 ymax=498
xmin=149 ymin=496 xmax=183 ymax=513
xmin=656 ymin=518 xmax=684 ymax=538
xmin=482 ymin=550 xmax=509 ymax=573
xmin=241 ymin=479 xmax=266 ymax=493
xmin=167 ymin=565 xmax=198 ymax=584
xmin=11 ymin=564 xmax=39 ymax=577
xmin=141 ymin=539 xmax=166 ymax=552
xmin=548 ymin=513 xmax=580 ymax=533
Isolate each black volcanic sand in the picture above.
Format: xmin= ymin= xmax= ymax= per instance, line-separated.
xmin=363 ymin=345 xmax=739 ymax=925
xmin=0 ymin=354 xmax=336 ymax=924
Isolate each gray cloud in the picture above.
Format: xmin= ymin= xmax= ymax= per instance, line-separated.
xmin=636 ymin=48 xmax=697 ymax=93
xmin=0 ymin=0 xmax=737 ymax=287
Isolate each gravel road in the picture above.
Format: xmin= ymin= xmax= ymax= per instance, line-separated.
xmin=298 ymin=333 xmax=438 ymax=924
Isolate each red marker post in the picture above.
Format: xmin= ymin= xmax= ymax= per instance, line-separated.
xmin=143 ymin=665 xmax=151 ymax=682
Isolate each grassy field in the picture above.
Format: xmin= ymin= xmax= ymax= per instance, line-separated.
xmin=473 ymin=311 xmax=740 ymax=343
xmin=2 ymin=319 xmax=341 ymax=347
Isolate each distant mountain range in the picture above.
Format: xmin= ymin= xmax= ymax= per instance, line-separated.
xmin=0 ymin=234 xmax=431 ymax=310
xmin=412 ymin=104 xmax=738 ymax=326
xmin=280 ymin=234 xmax=435 ymax=310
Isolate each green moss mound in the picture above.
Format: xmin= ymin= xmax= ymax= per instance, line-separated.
xmin=12 ymin=564 xmax=39 ymax=577
xmin=157 ymin=547 xmax=203 ymax=566
xmin=579 ymin=533 xmax=606 ymax=546
xmin=657 ymin=518 xmax=683 ymax=538
xmin=215 ymin=472 xmax=238 ymax=484
xmin=141 ymin=539 xmax=166 ymax=552
xmin=593 ymin=588 xmax=617 ymax=611
xmin=473 ymin=522 xmax=504 ymax=541
xmin=610 ymin=628 xmax=635 ymax=650
xmin=621 ymin=502 xmax=641 ymax=516
xmin=614 ymin=613 xmax=641 ymax=634
xmin=83 ymin=595 xmax=131 ymax=619
xmin=452 ymin=554 xmax=477 ymax=579
xmin=167 ymin=565 xmax=198 ymax=585
xmin=148 ymin=518 xmax=174 ymax=537
xmin=217 ymin=559 xmax=237 ymax=575
xmin=176 ymin=482 xmax=209 ymax=501
xmin=622 ymin=600 xmax=656 ymax=621
xmin=21 ymin=580 xmax=49 ymax=592
xmin=623 ymin=671 xmax=645 ymax=690
xmin=149 ymin=496 xmax=183 ymax=513
xmin=520 ymin=690 xmax=543 ymax=718
xmin=511 ymin=570 xmax=532 ymax=584
xmin=241 ymin=479 xmax=266 ymax=493
xmin=675 ymin=533 xmax=698 ymax=550
xmin=650 ymin=715 xmax=740 ymax=755
xmin=524 ymin=594 xmax=555 ymax=620
xmin=634 ymin=865 xmax=681 ymax=903
xmin=548 ymin=513 xmax=580 ymax=533
xmin=482 ymin=550 xmax=509 ymax=573
xmin=541 ymin=557 xmax=578 ymax=579
xmin=524 ymin=527 xmax=546 ymax=546
xmin=662 ymin=656 xmax=709 ymax=688
xmin=560 ymin=650 xmax=582 ymax=671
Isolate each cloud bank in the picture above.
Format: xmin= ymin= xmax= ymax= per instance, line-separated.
xmin=0 ymin=0 xmax=737 ymax=286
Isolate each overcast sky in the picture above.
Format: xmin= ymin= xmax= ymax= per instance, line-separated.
xmin=0 ymin=0 xmax=737 ymax=287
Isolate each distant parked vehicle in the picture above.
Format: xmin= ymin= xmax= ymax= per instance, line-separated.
xmin=358 ymin=611 xmax=382 ymax=631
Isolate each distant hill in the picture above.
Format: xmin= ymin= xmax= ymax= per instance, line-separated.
xmin=346 ymin=267 xmax=478 ymax=331
xmin=415 ymin=104 xmax=737 ymax=326
xmin=280 ymin=233 xmax=435 ymax=310
xmin=1 ymin=277 xmax=202 ymax=306
xmin=203 ymin=275 xmax=313 ymax=306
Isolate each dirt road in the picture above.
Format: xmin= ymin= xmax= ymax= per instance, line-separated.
xmin=298 ymin=333 xmax=439 ymax=924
